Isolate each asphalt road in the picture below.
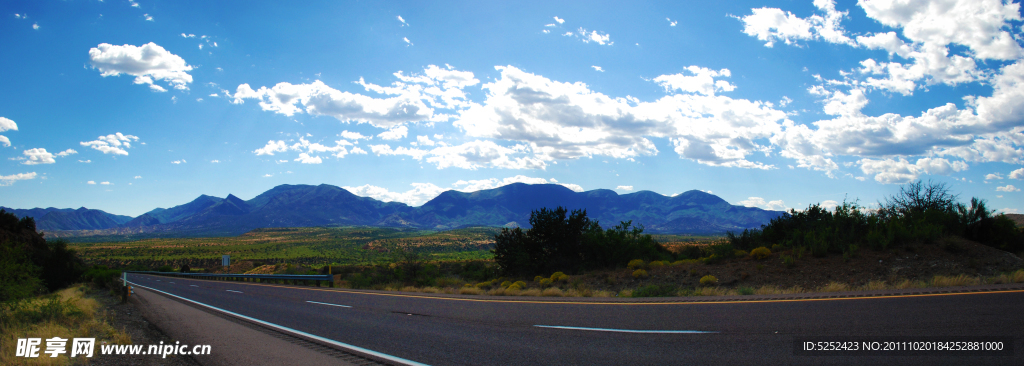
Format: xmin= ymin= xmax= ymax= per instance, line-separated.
xmin=126 ymin=273 xmax=1024 ymax=365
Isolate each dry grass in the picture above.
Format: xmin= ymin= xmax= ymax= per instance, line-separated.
xmin=0 ymin=285 xmax=132 ymax=366
xmin=817 ymin=282 xmax=851 ymax=292
xmin=753 ymin=285 xmax=806 ymax=295
xmin=617 ymin=289 xmax=633 ymax=297
xmin=518 ymin=288 xmax=543 ymax=297
xmin=457 ymin=287 xmax=482 ymax=295
xmin=930 ymin=274 xmax=981 ymax=287
xmin=989 ymin=269 xmax=1024 ymax=284
xmin=893 ymin=279 xmax=928 ymax=289
xmin=541 ymin=288 xmax=564 ymax=297
xmin=692 ymin=287 xmax=732 ymax=296
xmin=859 ymin=280 xmax=888 ymax=291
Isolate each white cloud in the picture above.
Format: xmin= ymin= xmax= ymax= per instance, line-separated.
xmin=0 ymin=117 xmax=16 ymax=147
xmin=998 ymin=208 xmax=1020 ymax=214
xmin=591 ymin=66 xmax=604 ymax=72
xmin=78 ymin=160 xmax=91 ymax=163
xmin=143 ymin=13 xmax=152 ymax=21
xmin=134 ymin=176 xmax=141 ymax=179
xmin=737 ymin=0 xmax=853 ymax=47
xmin=985 ymin=173 xmax=1004 ymax=181
xmin=425 ymin=140 xmax=546 ymax=170
xmin=254 ymin=140 xmax=288 ymax=155
xmin=577 ymin=28 xmax=613 ymax=45
xmin=1011 ymin=168 xmax=1024 ymax=179
xmin=87 ymin=181 xmax=96 ymax=185
xmin=416 ymin=135 xmax=435 ymax=146
xmin=403 ymin=37 xmax=412 ymax=46
xmin=55 ymin=149 xmax=77 ymax=157
xmin=21 ymin=148 xmax=55 ymax=165
xmin=32 ymin=23 xmax=38 ymax=30
xmin=616 ymin=185 xmax=633 ymax=191
xmin=80 ymin=132 xmax=139 ymax=155
xmin=340 ymin=130 xmax=371 ymax=141
xmin=210 ymin=160 xmax=220 ymax=163
xmin=377 ymin=125 xmax=408 ymax=140
xmin=396 ymin=15 xmax=407 ymax=26
xmin=171 ymin=159 xmax=185 ymax=164
xmin=455 ymin=65 xmax=784 ymax=169
xmin=859 ymin=157 xmax=968 ymax=183
xmin=181 ymin=33 xmax=195 ymax=38
xmin=452 ymin=175 xmax=582 ymax=193
xmin=263 ymin=174 xmax=273 ymax=177
xmin=89 ymin=42 xmax=193 ymax=91
xmin=667 ymin=18 xmax=678 ymax=27
xmin=554 ymin=16 xmax=564 ymax=24
xmin=0 ymin=117 xmax=16 ymax=132
xmin=343 ymin=183 xmax=446 ymax=206
xmin=996 ymin=184 xmax=1020 ymax=192
xmin=233 ymin=65 xmax=479 ymax=128
xmin=738 ymin=197 xmax=788 ymax=211
xmin=294 ymin=153 xmax=322 ymax=164
xmin=100 ymin=181 xmax=111 ymax=185
xmin=654 ymin=66 xmax=735 ymax=96
xmin=0 ymin=172 xmax=36 ymax=186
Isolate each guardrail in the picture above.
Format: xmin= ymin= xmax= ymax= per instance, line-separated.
xmin=125 ymin=271 xmax=335 ymax=287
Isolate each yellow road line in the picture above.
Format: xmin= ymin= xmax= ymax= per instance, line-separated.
xmin=135 ymin=274 xmax=1024 ymax=306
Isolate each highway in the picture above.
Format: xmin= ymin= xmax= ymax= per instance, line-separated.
xmin=126 ymin=273 xmax=1024 ymax=365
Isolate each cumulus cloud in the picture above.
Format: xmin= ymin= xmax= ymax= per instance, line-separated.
xmin=455 ymin=65 xmax=784 ymax=169
xmin=55 ymin=149 xmax=77 ymax=157
xmin=80 ymin=133 xmax=139 ymax=155
xmin=377 ymin=125 xmax=408 ymax=140
xmin=340 ymin=130 xmax=371 ymax=141
xmin=20 ymin=148 xmax=55 ymax=165
xmin=233 ymin=65 xmax=479 ymax=127
xmin=0 ymin=172 xmax=36 ymax=186
xmin=554 ymin=16 xmax=564 ymax=24
xmin=577 ymin=28 xmax=613 ymax=45
xmin=343 ymin=183 xmax=445 ymax=206
xmin=294 ymin=153 xmax=322 ymax=164
xmin=452 ymin=175 xmax=583 ymax=193
xmin=89 ymin=42 xmax=193 ymax=91
xmin=654 ymin=66 xmax=735 ymax=96
xmin=985 ymin=173 xmax=1004 ymax=181
xmin=616 ymin=185 xmax=634 ymax=191
xmin=736 ymin=0 xmax=853 ymax=47
xmin=87 ymin=181 xmax=96 ymax=185
xmin=591 ymin=66 xmax=604 ymax=72
xmin=0 ymin=117 xmax=16 ymax=147
xmin=859 ymin=157 xmax=968 ymax=183
xmin=171 ymin=159 xmax=186 ymax=164
xmin=738 ymin=197 xmax=788 ymax=211
xmin=256 ymin=136 xmax=361 ymax=160
xmin=1011 ymin=168 xmax=1024 ymax=179
xmin=996 ymin=184 xmax=1019 ymax=192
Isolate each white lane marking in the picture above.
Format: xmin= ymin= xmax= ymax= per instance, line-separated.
xmin=190 ymin=285 xmax=199 ymax=287
xmin=226 ymin=290 xmax=243 ymax=293
xmin=127 ymin=280 xmax=429 ymax=366
xmin=534 ymin=325 xmax=717 ymax=334
xmin=307 ymin=300 xmax=352 ymax=308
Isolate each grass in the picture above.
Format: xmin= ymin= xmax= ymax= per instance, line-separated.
xmin=0 ymin=285 xmax=132 ymax=366
xmin=366 ymin=269 xmax=1024 ymax=299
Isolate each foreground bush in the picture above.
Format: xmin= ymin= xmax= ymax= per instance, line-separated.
xmin=699 ymin=275 xmax=718 ymax=285
xmin=750 ymin=247 xmax=771 ymax=260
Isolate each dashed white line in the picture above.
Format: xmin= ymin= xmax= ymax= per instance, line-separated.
xmin=226 ymin=290 xmax=243 ymax=293
xmin=534 ymin=325 xmax=717 ymax=334
xmin=306 ymin=300 xmax=352 ymax=308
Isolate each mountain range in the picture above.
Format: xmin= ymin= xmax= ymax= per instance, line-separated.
xmin=2 ymin=183 xmax=786 ymax=237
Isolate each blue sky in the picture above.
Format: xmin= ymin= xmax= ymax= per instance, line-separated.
xmin=2 ymin=0 xmax=1023 ymax=217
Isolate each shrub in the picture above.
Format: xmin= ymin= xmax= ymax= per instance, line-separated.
xmin=781 ymin=255 xmax=795 ymax=268
xmin=475 ymin=281 xmax=493 ymax=289
xmin=534 ymin=275 xmax=545 ymax=282
xmin=770 ymin=243 xmax=785 ymax=252
xmin=550 ymin=272 xmax=568 ymax=282
xmin=500 ymin=281 xmax=512 ymax=288
xmin=737 ymin=287 xmax=754 ymax=295
xmin=699 ymin=275 xmax=718 ymax=285
xmin=513 ymin=281 xmax=527 ymax=288
xmin=648 ymin=261 xmax=665 ymax=268
xmin=733 ymin=250 xmax=749 ymax=258
xmin=632 ymin=284 xmax=677 ymax=297
xmin=507 ymin=283 xmax=522 ymax=291
xmin=539 ymin=278 xmax=553 ymax=286
xmin=750 ymin=247 xmax=771 ymax=260
xmin=541 ymin=287 xmax=564 ymax=297
xmin=627 ymin=259 xmax=645 ymax=270
xmin=157 ymin=265 xmax=173 ymax=272
xmin=632 ymin=269 xmax=649 ymax=278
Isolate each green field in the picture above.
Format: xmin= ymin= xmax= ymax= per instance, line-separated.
xmin=69 ymin=227 xmax=502 ymax=269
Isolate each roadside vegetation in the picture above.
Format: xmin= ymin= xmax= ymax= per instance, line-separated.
xmin=0 ymin=210 xmax=134 ymax=365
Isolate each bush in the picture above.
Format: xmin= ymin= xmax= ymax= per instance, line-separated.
xmin=632 ymin=269 xmax=648 ymax=278
xmin=534 ymin=275 xmax=545 ymax=282
xmin=771 ymin=243 xmax=785 ymax=252
xmin=550 ymin=272 xmax=568 ymax=282
xmin=699 ymin=275 xmax=718 ymax=285
xmin=81 ymin=266 xmax=121 ymax=289
xmin=507 ymin=283 xmax=522 ymax=291
xmin=627 ymin=259 xmax=645 ymax=270
xmin=750 ymin=247 xmax=771 ymax=260
xmin=475 ymin=281 xmax=493 ymax=289
xmin=539 ymin=278 xmax=553 ymax=286
xmin=157 ymin=265 xmax=173 ymax=272
xmin=733 ymin=250 xmax=749 ymax=257
xmin=500 ymin=281 xmax=512 ymax=288
xmin=648 ymin=261 xmax=665 ymax=268
xmin=512 ymin=281 xmax=527 ymax=288
xmin=738 ymin=287 xmax=754 ymax=295
xmin=632 ymin=284 xmax=677 ymax=297
xmin=781 ymin=255 xmax=795 ymax=268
